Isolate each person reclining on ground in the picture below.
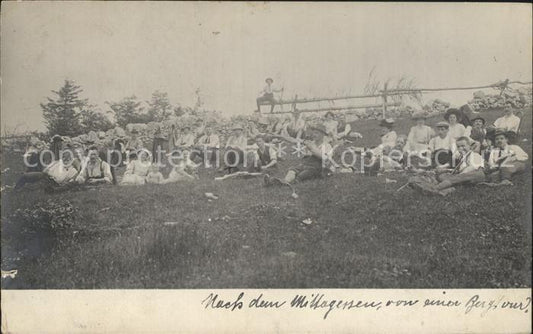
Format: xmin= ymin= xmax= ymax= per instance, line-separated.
xmin=15 ymin=150 xmax=81 ymax=190
xmin=409 ymin=136 xmax=486 ymax=196
xmin=76 ymin=147 xmax=113 ymax=185
xmin=484 ymin=130 xmax=528 ymax=186
xmin=264 ymin=125 xmax=337 ymax=185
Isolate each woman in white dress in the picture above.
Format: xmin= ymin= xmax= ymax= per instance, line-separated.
xmin=120 ymin=150 xmax=151 ymax=185
xmin=444 ymin=108 xmax=466 ymax=140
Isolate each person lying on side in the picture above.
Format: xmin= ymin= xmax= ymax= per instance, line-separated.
xmin=15 ymin=150 xmax=81 ymax=190
xmin=265 ymin=125 xmax=337 ymax=185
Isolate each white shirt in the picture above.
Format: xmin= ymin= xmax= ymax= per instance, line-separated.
xmin=406 ymin=125 xmax=434 ymax=152
xmin=429 ymin=134 xmax=456 ymax=152
xmin=45 ymin=160 xmax=79 ymax=185
xmin=197 ymin=134 xmax=220 ymax=148
xmin=225 ymin=135 xmax=248 ymax=151
xmin=448 ymin=123 xmax=466 ymax=140
xmin=494 ymin=114 xmax=521 ymax=133
xmin=457 ymin=151 xmax=484 ymax=172
xmin=488 ymin=144 xmax=528 ymax=168
xmin=381 ymin=131 xmax=397 ymax=149
xmin=178 ymin=133 xmax=196 ymax=147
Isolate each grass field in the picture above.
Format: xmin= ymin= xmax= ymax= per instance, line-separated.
xmin=1 ymin=108 xmax=531 ymax=289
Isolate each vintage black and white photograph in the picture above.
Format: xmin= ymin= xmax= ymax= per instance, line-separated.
xmin=1 ymin=1 xmax=531 ymax=297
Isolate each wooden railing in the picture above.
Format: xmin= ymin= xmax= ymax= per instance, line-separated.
xmin=258 ymin=79 xmax=533 ymax=118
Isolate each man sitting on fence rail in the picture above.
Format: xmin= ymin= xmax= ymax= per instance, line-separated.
xmin=256 ymin=77 xmax=283 ymax=113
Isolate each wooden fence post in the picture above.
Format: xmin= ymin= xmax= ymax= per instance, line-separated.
xmin=382 ymin=82 xmax=388 ymax=119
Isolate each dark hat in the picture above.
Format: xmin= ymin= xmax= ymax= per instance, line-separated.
xmin=435 ymin=121 xmax=450 ymax=128
xmin=265 ymin=77 xmax=274 ymax=84
xmin=130 ymin=129 xmax=139 ymax=134
xmin=51 ymin=134 xmax=63 ymax=142
xmin=444 ymin=108 xmax=461 ymax=121
xmin=471 ymin=116 xmax=486 ymax=125
xmin=493 ymin=129 xmax=508 ymax=138
xmin=379 ymin=118 xmax=395 ymax=127
xmin=325 ymin=111 xmax=335 ymax=118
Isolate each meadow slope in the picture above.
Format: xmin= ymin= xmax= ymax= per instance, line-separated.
xmin=1 ymin=108 xmax=531 ymax=289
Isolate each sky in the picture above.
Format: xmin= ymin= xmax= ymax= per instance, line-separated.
xmin=1 ymin=2 xmax=532 ymax=133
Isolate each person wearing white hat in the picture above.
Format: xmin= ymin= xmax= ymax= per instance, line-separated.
xmin=256 ymin=77 xmax=283 ymax=113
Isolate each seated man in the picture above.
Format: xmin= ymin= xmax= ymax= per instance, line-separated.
xmin=428 ymin=121 xmax=457 ymax=169
xmin=248 ymin=135 xmax=277 ymax=172
xmin=15 ymin=150 xmax=81 ymax=190
xmin=222 ymin=126 xmax=249 ymax=173
xmin=194 ymin=126 xmax=220 ymax=167
xmin=76 ymin=147 xmax=113 ymax=185
xmin=176 ymin=126 xmax=196 ymax=148
xmin=265 ymin=125 xmax=336 ymax=185
xmin=485 ymin=130 xmax=528 ymax=185
xmin=256 ymin=77 xmax=283 ymax=113
xmin=469 ymin=116 xmax=488 ymax=154
xmin=409 ymin=137 xmax=485 ymax=196
xmin=493 ymin=106 xmax=521 ymax=142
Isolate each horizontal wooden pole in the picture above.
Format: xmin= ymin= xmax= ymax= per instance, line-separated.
xmin=259 ymin=80 xmax=532 ymax=106
xmin=270 ymin=102 xmax=401 ymax=114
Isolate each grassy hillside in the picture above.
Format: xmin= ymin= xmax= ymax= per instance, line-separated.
xmin=1 ymin=108 xmax=531 ymax=288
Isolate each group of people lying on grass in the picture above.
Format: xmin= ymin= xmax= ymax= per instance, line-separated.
xmin=13 ymin=105 xmax=527 ymax=196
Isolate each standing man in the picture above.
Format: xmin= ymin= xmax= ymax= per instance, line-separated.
xmin=256 ymin=77 xmax=283 ymax=113
xmin=486 ymin=130 xmax=528 ymax=185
